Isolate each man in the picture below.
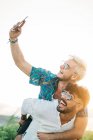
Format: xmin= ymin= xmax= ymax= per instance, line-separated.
xmin=9 ymin=19 xmax=88 ymax=140
xmin=19 ymin=86 xmax=89 ymax=140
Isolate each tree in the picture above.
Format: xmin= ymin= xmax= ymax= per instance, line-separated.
xmin=0 ymin=116 xmax=19 ymax=140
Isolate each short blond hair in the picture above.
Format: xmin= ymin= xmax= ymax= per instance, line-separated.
xmin=69 ymin=55 xmax=86 ymax=81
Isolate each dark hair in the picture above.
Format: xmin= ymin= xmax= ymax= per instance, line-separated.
xmin=66 ymin=83 xmax=90 ymax=108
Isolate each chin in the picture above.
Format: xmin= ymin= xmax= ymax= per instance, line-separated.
xmin=57 ymin=106 xmax=65 ymax=113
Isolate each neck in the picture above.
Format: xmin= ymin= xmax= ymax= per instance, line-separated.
xmin=58 ymin=81 xmax=69 ymax=91
xmin=59 ymin=80 xmax=76 ymax=88
xmin=60 ymin=110 xmax=76 ymax=125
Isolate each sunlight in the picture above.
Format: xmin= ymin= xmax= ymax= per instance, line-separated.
xmin=0 ymin=0 xmax=93 ymax=131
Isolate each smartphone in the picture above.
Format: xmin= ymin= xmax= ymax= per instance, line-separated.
xmin=19 ymin=16 xmax=28 ymax=27
xmin=12 ymin=16 xmax=28 ymax=31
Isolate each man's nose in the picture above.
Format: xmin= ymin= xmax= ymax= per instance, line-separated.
xmin=60 ymin=65 xmax=65 ymax=70
xmin=61 ymin=94 xmax=67 ymax=100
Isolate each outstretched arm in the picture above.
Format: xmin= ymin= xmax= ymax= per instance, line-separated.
xmin=9 ymin=19 xmax=32 ymax=76
xmin=37 ymin=116 xmax=88 ymax=140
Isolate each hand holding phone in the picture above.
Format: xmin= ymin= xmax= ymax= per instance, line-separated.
xmin=11 ymin=16 xmax=28 ymax=32
xmin=9 ymin=16 xmax=28 ymax=39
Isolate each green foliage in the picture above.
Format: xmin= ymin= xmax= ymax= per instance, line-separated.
xmin=81 ymin=131 xmax=93 ymax=140
xmin=0 ymin=116 xmax=19 ymax=140
xmin=0 ymin=125 xmax=18 ymax=140
xmin=0 ymin=116 xmax=93 ymax=140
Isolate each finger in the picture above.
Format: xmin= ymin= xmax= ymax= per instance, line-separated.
xmin=37 ymin=135 xmax=40 ymax=139
xmin=10 ymin=23 xmax=19 ymax=32
xmin=13 ymin=20 xmax=25 ymax=31
xmin=13 ymin=22 xmax=20 ymax=27
xmin=10 ymin=19 xmax=25 ymax=32
xmin=37 ymin=134 xmax=39 ymax=137
xmin=19 ymin=20 xmax=25 ymax=28
xmin=17 ymin=27 xmax=21 ymax=31
xmin=10 ymin=27 xmax=21 ymax=32
xmin=10 ymin=28 xmax=15 ymax=32
xmin=12 ymin=22 xmax=20 ymax=29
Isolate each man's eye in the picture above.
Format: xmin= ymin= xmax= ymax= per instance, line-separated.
xmin=67 ymin=98 xmax=71 ymax=100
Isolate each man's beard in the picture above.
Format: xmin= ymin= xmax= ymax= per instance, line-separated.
xmin=58 ymin=75 xmax=72 ymax=82
xmin=62 ymin=75 xmax=72 ymax=82
xmin=57 ymin=105 xmax=76 ymax=114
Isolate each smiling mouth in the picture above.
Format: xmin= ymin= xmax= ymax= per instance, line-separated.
xmin=60 ymin=98 xmax=67 ymax=106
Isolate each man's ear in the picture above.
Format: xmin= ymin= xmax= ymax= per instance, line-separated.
xmin=76 ymin=100 xmax=83 ymax=113
xmin=71 ymin=73 xmax=78 ymax=81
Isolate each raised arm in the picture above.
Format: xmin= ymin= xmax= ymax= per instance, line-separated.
xmin=37 ymin=116 xmax=88 ymax=140
xmin=9 ymin=19 xmax=32 ymax=76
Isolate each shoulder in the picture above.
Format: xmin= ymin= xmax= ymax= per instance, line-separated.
xmin=31 ymin=66 xmax=56 ymax=77
xmin=76 ymin=108 xmax=88 ymax=117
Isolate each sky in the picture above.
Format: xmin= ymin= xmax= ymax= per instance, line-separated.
xmin=0 ymin=0 xmax=93 ymax=130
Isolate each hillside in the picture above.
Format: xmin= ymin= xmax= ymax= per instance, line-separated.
xmin=0 ymin=115 xmax=10 ymax=126
xmin=0 ymin=115 xmax=19 ymax=126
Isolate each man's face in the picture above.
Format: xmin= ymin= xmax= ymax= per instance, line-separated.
xmin=57 ymin=59 xmax=77 ymax=81
xmin=57 ymin=90 xmax=83 ymax=114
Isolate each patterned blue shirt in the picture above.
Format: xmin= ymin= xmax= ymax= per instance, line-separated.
xmin=29 ymin=66 xmax=57 ymax=101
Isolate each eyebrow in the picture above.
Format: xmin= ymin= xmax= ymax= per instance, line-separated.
xmin=67 ymin=63 xmax=70 ymax=68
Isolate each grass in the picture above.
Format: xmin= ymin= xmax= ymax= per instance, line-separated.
xmin=81 ymin=131 xmax=93 ymax=140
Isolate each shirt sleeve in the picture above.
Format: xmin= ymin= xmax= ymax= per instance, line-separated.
xmin=21 ymin=98 xmax=35 ymax=116
xmin=29 ymin=66 xmax=56 ymax=86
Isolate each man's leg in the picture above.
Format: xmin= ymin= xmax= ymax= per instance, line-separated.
xmin=15 ymin=116 xmax=32 ymax=140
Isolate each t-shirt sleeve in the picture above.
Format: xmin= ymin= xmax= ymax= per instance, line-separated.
xmin=21 ymin=98 xmax=35 ymax=116
xmin=29 ymin=66 xmax=56 ymax=86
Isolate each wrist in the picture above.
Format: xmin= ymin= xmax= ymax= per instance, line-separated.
xmin=9 ymin=38 xmax=18 ymax=46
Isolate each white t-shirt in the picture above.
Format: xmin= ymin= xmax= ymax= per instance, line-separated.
xmin=22 ymin=98 xmax=75 ymax=140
